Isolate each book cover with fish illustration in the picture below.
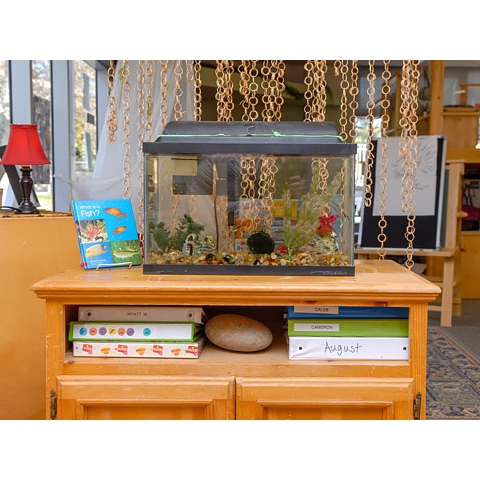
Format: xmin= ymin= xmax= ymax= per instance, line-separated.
xmin=72 ymin=198 xmax=143 ymax=269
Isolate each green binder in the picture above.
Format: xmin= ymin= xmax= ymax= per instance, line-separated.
xmin=287 ymin=318 xmax=408 ymax=337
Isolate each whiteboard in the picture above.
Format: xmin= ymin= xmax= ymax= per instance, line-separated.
xmin=358 ymin=135 xmax=446 ymax=250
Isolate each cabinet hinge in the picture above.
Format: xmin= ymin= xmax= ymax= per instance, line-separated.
xmin=50 ymin=389 xmax=57 ymax=420
xmin=413 ymin=392 xmax=422 ymax=420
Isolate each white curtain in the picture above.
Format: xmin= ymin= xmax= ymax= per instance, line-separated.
xmin=70 ymin=60 xmax=196 ymax=232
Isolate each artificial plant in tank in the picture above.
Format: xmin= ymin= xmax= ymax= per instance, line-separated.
xmin=149 ymin=214 xmax=205 ymax=252
xmin=282 ymin=171 xmax=343 ymax=258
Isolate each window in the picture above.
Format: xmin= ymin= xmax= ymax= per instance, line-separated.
xmin=0 ymin=60 xmax=109 ymax=211
xmin=31 ymin=60 xmax=53 ymax=210
xmin=73 ymin=60 xmax=98 ymax=184
xmin=0 ymin=61 xmax=10 ymax=145
xmin=0 ymin=60 xmax=10 ymax=207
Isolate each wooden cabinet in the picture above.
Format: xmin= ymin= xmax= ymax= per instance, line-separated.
xmin=461 ymin=231 xmax=480 ymax=298
xmin=0 ymin=212 xmax=81 ymax=419
xmin=32 ymin=259 xmax=440 ymax=420
xmin=236 ymin=377 xmax=414 ymax=420
xmin=443 ymin=107 xmax=480 ymax=149
xmin=56 ymin=375 xmax=235 ymax=420
xmin=448 ymin=152 xmax=480 ymax=299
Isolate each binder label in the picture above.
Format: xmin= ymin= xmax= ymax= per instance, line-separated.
xmin=294 ymin=323 xmax=340 ymax=332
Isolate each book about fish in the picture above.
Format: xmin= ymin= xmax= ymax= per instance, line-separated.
xmin=68 ymin=321 xmax=204 ymax=343
xmin=287 ymin=335 xmax=409 ymax=360
xmin=286 ymin=305 xmax=409 ymax=319
xmin=72 ymin=336 xmax=206 ymax=358
xmin=77 ymin=306 xmax=207 ymax=324
xmin=72 ymin=198 xmax=143 ymax=270
xmin=287 ymin=318 xmax=408 ymax=337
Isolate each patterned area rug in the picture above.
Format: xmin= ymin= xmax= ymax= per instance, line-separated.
xmin=427 ymin=326 xmax=480 ymax=419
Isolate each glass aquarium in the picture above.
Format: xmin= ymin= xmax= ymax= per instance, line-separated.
xmin=143 ymin=121 xmax=357 ymax=276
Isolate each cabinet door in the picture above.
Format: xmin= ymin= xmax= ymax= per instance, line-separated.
xmin=236 ymin=377 xmax=415 ymax=420
xmin=55 ymin=375 xmax=235 ymax=420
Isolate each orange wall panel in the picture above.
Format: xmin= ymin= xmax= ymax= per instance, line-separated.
xmin=0 ymin=213 xmax=80 ymax=419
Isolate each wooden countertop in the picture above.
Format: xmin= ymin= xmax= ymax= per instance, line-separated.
xmin=32 ymin=259 xmax=440 ymax=307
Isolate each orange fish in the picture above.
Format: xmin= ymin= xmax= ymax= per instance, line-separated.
xmin=112 ymin=225 xmax=127 ymax=236
xmin=104 ymin=207 xmax=128 ymax=220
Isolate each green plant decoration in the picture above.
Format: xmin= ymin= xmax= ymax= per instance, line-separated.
xmin=149 ymin=214 xmax=206 ymax=253
xmin=149 ymin=221 xmax=171 ymax=252
xmin=168 ymin=214 xmax=205 ymax=251
xmin=282 ymin=171 xmax=343 ymax=257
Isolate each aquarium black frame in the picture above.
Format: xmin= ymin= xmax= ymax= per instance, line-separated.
xmin=142 ymin=263 xmax=354 ymax=276
xmin=143 ymin=121 xmax=357 ymax=277
xmin=145 ymin=121 xmax=356 ymax=157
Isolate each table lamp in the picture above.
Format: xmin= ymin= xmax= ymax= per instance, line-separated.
xmin=0 ymin=124 xmax=50 ymax=214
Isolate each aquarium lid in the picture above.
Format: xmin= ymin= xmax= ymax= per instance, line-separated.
xmin=144 ymin=121 xmax=357 ymax=156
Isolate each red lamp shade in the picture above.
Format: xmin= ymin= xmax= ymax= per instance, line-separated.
xmin=0 ymin=124 xmax=50 ymax=166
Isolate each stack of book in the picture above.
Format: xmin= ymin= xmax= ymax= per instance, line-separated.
xmin=285 ymin=305 xmax=410 ymax=360
xmin=70 ymin=306 xmax=207 ymax=358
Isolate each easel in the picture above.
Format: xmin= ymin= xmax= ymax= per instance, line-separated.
xmin=356 ymin=159 xmax=465 ymax=327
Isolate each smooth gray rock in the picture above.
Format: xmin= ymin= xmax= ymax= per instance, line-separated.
xmin=205 ymin=314 xmax=273 ymax=352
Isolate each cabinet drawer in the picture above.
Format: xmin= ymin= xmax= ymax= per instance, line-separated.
xmin=236 ymin=377 xmax=415 ymax=420
xmin=54 ymin=375 xmax=235 ymax=420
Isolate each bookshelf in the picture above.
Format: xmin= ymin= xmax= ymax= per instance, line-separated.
xmin=32 ymin=259 xmax=439 ymax=420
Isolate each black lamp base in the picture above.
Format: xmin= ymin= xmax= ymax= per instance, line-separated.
xmin=15 ymin=165 xmax=40 ymax=215
xmin=15 ymin=200 xmax=39 ymax=215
